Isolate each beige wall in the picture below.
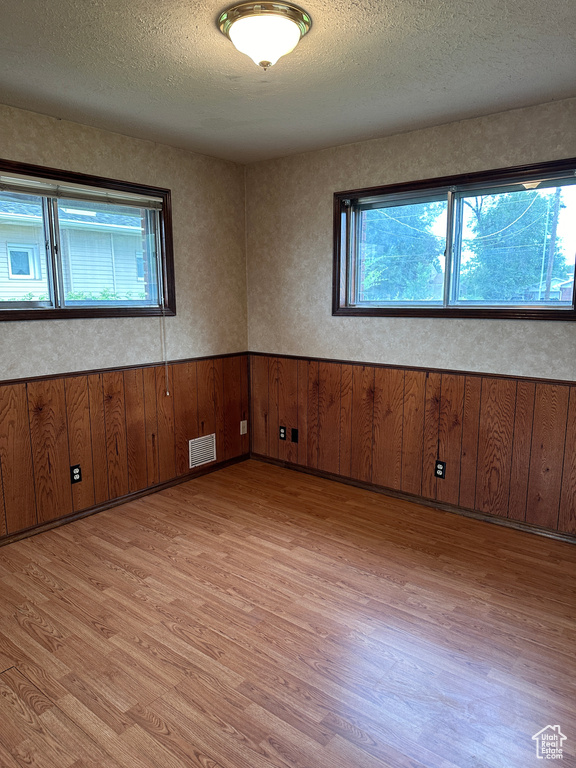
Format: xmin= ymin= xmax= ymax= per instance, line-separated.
xmin=246 ymin=98 xmax=576 ymax=381
xmin=3 ymin=99 xmax=575 ymax=383
xmin=0 ymin=104 xmax=247 ymax=380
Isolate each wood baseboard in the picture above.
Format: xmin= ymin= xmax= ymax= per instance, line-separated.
xmin=251 ymin=453 xmax=576 ymax=545
xmin=249 ymin=354 xmax=576 ymax=538
xmin=0 ymin=454 xmax=249 ymax=547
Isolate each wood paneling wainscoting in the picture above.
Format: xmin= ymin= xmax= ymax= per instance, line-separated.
xmin=2 ymin=351 xmax=575 ymax=544
xmin=0 ymin=354 xmax=249 ymax=543
xmin=249 ymin=353 xmax=576 ymax=539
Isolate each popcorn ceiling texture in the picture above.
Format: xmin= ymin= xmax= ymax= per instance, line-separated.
xmin=246 ymin=98 xmax=576 ymax=381
xmin=0 ymin=104 xmax=247 ymax=381
xmin=0 ymin=0 xmax=574 ymax=163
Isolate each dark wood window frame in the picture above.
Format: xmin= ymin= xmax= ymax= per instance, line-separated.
xmin=333 ymin=158 xmax=576 ymax=320
xmin=0 ymin=158 xmax=175 ymax=321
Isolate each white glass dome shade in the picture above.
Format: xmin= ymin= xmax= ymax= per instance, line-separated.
xmin=219 ymin=3 xmax=312 ymax=69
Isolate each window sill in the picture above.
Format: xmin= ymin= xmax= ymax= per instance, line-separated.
xmin=333 ymin=306 xmax=576 ymax=320
xmin=0 ymin=306 xmax=176 ymax=322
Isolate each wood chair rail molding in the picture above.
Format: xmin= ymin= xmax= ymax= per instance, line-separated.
xmin=248 ymin=350 xmax=576 ymax=388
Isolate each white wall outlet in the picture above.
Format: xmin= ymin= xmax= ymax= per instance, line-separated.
xmin=240 ymin=419 xmax=248 ymax=435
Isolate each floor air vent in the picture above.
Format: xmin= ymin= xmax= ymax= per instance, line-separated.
xmin=188 ymin=433 xmax=216 ymax=469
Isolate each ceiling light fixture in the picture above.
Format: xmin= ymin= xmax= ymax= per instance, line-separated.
xmin=218 ymin=2 xmax=312 ymax=70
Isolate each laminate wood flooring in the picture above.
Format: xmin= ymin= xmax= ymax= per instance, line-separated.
xmin=0 ymin=460 xmax=574 ymax=767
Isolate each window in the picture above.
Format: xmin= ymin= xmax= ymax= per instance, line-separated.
xmin=0 ymin=159 xmax=175 ymax=320
xmin=333 ymin=158 xmax=576 ymax=319
xmin=8 ymin=244 xmax=39 ymax=279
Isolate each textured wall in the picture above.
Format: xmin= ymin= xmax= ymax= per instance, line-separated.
xmin=246 ymin=99 xmax=576 ymax=381
xmin=0 ymin=104 xmax=247 ymax=380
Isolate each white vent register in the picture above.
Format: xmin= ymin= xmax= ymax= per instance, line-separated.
xmin=188 ymin=434 xmax=216 ymax=468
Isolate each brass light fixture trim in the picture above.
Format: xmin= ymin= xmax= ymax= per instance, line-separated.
xmin=218 ymin=2 xmax=312 ymax=38
xmin=218 ymin=2 xmax=312 ymax=69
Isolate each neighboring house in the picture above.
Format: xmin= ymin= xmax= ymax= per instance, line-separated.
xmin=559 ymin=278 xmax=574 ymax=302
xmin=0 ymin=199 xmax=147 ymax=302
xmin=523 ymin=278 xmax=565 ymax=302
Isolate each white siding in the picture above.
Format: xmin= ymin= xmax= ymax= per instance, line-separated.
xmin=61 ymin=228 xmax=146 ymax=299
xmin=0 ymin=222 xmax=49 ymax=301
xmin=1 ymin=222 xmax=149 ymax=303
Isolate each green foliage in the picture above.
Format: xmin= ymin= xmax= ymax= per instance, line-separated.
xmin=2 ymin=289 xmax=146 ymax=303
xmin=359 ymin=201 xmax=446 ymax=302
xmin=358 ymin=187 xmax=572 ymax=306
xmin=459 ymin=188 xmax=569 ymax=302
xmin=2 ymin=291 xmax=48 ymax=302
xmin=64 ymin=288 xmax=147 ymax=301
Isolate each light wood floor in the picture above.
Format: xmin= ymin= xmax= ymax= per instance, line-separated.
xmin=0 ymin=460 xmax=574 ymax=768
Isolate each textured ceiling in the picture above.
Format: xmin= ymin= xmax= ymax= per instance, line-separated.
xmin=0 ymin=0 xmax=574 ymax=163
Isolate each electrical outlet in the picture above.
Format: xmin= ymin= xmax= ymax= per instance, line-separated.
xmin=240 ymin=419 xmax=247 ymax=435
xmin=279 ymin=426 xmax=287 ymax=440
xmin=435 ymin=460 xmax=446 ymax=479
xmin=291 ymin=428 xmax=299 ymax=443
xmin=70 ymin=464 xmax=82 ymax=484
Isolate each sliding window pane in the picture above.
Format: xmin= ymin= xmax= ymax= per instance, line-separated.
xmin=58 ymin=200 xmax=159 ymax=307
xmin=454 ymin=183 xmax=576 ymax=306
xmin=355 ymin=198 xmax=447 ymax=304
xmin=0 ymin=191 xmax=52 ymax=306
